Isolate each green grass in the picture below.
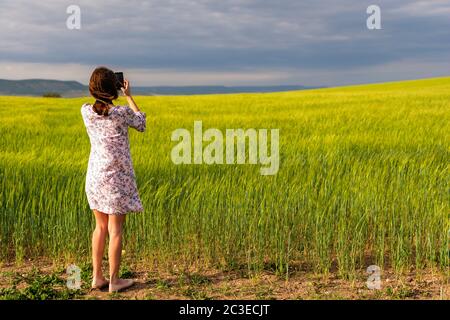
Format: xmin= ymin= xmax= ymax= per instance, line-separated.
xmin=0 ymin=77 xmax=449 ymax=279
xmin=0 ymin=268 xmax=84 ymax=300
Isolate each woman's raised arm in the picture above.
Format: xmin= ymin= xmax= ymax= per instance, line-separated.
xmin=121 ymin=79 xmax=146 ymax=132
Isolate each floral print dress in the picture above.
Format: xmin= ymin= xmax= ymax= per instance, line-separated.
xmin=81 ymin=103 xmax=146 ymax=215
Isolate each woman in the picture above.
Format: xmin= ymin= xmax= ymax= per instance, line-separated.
xmin=81 ymin=67 xmax=146 ymax=293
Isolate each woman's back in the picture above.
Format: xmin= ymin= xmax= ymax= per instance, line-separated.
xmin=81 ymin=103 xmax=146 ymax=137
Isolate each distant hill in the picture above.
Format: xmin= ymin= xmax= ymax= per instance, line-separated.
xmin=0 ymin=79 xmax=319 ymax=96
xmin=0 ymin=79 xmax=86 ymax=97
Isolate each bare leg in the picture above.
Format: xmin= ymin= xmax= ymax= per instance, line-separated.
xmin=108 ymin=214 xmax=134 ymax=292
xmin=92 ymin=210 xmax=109 ymax=288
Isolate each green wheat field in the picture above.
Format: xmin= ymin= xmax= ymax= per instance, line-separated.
xmin=0 ymin=77 xmax=449 ymax=279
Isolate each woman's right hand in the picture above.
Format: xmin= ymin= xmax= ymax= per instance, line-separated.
xmin=122 ymin=79 xmax=141 ymax=112
xmin=121 ymin=79 xmax=132 ymax=97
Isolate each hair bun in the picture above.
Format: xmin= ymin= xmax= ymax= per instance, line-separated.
xmin=93 ymin=100 xmax=109 ymax=116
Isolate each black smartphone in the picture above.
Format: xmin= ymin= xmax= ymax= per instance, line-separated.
xmin=115 ymin=72 xmax=124 ymax=89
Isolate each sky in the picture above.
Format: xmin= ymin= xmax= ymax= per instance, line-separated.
xmin=0 ymin=0 xmax=449 ymax=86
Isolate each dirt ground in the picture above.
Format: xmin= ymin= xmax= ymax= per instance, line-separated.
xmin=0 ymin=259 xmax=448 ymax=300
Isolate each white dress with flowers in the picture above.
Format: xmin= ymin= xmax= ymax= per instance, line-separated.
xmin=81 ymin=103 xmax=146 ymax=215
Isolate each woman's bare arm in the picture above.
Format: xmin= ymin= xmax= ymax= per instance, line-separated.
xmin=121 ymin=79 xmax=141 ymax=112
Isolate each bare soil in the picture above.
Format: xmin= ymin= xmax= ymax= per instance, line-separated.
xmin=1 ymin=259 xmax=448 ymax=300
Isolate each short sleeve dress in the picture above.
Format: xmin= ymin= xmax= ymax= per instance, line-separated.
xmin=81 ymin=103 xmax=146 ymax=215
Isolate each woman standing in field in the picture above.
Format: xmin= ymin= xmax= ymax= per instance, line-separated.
xmin=81 ymin=67 xmax=146 ymax=293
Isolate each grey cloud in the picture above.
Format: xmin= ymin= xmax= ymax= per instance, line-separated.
xmin=0 ymin=0 xmax=449 ymax=85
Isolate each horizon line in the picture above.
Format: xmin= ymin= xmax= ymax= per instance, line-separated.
xmin=2 ymin=75 xmax=450 ymax=88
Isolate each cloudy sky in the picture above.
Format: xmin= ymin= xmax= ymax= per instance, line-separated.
xmin=0 ymin=0 xmax=449 ymax=86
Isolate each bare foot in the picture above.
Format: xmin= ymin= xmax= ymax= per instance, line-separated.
xmin=109 ymin=279 xmax=135 ymax=293
xmin=91 ymin=277 xmax=109 ymax=290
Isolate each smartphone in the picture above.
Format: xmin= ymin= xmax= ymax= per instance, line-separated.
xmin=115 ymin=72 xmax=124 ymax=89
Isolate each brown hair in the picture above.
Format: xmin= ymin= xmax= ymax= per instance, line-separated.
xmin=89 ymin=67 xmax=119 ymax=116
